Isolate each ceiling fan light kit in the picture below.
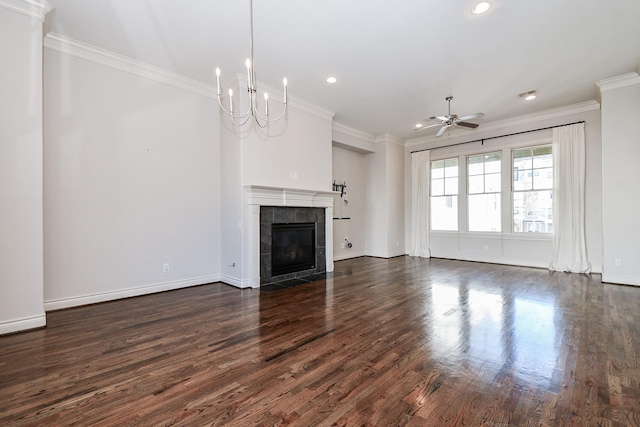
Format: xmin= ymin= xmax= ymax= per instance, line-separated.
xmin=415 ymin=96 xmax=484 ymax=136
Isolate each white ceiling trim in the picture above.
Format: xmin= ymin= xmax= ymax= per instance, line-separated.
xmin=0 ymin=0 xmax=51 ymax=21
xmin=375 ymin=134 xmax=405 ymax=147
xmin=332 ymin=122 xmax=376 ymax=143
xmin=43 ymin=32 xmax=214 ymax=98
xmin=332 ymin=122 xmax=376 ymax=153
xmin=405 ymin=100 xmax=601 ymax=147
xmin=596 ymin=72 xmax=640 ymax=93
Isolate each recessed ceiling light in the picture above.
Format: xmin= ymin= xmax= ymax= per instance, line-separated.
xmin=326 ymin=76 xmax=337 ymax=84
xmin=519 ymin=89 xmax=537 ymax=100
xmin=472 ymin=1 xmax=491 ymax=15
xmin=414 ymin=123 xmax=424 ymax=129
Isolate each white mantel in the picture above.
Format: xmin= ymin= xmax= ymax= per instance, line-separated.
xmin=243 ymin=185 xmax=336 ymax=288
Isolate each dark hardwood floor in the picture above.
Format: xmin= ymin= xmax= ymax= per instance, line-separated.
xmin=1 ymin=256 xmax=640 ymax=426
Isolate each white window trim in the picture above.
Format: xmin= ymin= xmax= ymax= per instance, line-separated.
xmin=428 ymin=136 xmax=553 ymax=240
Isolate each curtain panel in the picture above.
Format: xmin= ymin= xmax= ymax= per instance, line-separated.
xmin=410 ymin=150 xmax=431 ymax=258
xmin=549 ymin=123 xmax=591 ymax=273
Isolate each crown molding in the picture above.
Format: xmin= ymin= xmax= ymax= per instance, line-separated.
xmin=332 ymin=122 xmax=376 ymax=153
xmin=43 ymin=33 xmax=336 ymax=120
xmin=332 ymin=122 xmax=376 ymax=143
xmin=405 ymin=100 xmax=601 ymax=147
xmin=44 ymin=32 xmax=215 ymax=98
xmin=0 ymin=0 xmax=51 ymax=21
xmin=375 ymin=133 xmax=405 ymax=147
xmin=596 ymin=72 xmax=640 ymax=93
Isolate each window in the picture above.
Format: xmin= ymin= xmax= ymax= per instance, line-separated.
xmin=512 ymin=146 xmax=553 ymax=233
xmin=430 ymin=158 xmax=458 ymax=231
xmin=467 ymin=153 xmax=501 ymax=232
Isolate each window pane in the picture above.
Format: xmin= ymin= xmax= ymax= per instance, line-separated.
xmin=484 ymin=154 xmax=501 ymax=173
xmin=513 ymin=169 xmax=531 ymax=191
xmin=431 ymin=178 xmax=444 ymax=196
xmin=431 ymin=160 xmax=445 ymax=179
xmin=513 ymin=148 xmax=532 ymax=160
xmin=468 ymin=175 xmax=484 ymax=194
xmin=512 ymin=144 xmax=553 ymax=233
xmin=469 ymin=194 xmax=501 ymax=232
xmin=431 ymin=195 xmax=458 ymax=231
xmin=485 ymin=173 xmax=501 ymax=193
xmin=533 ymin=168 xmax=553 ymax=190
xmin=533 ymin=147 xmax=552 ymax=168
xmin=513 ymin=155 xmax=530 ymax=174
xmin=444 ymin=177 xmax=458 ymax=195
xmin=513 ymin=190 xmax=553 ymax=233
xmin=431 ymin=157 xmax=459 ymax=231
xmin=444 ymin=158 xmax=458 ymax=177
xmin=467 ymin=156 xmax=484 ymax=175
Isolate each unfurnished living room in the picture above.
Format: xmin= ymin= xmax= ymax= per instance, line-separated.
xmin=1 ymin=0 xmax=640 ymax=425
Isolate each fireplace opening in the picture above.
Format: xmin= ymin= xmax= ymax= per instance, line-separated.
xmin=271 ymin=223 xmax=316 ymax=276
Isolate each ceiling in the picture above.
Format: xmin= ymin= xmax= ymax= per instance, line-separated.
xmin=44 ymin=0 xmax=640 ymax=141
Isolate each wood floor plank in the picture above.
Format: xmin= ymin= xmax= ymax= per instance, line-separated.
xmin=2 ymin=256 xmax=640 ymax=426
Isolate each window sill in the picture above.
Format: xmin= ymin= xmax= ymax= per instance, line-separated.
xmin=430 ymin=230 xmax=552 ymax=241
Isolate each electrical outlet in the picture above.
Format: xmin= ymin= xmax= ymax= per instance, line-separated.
xmin=483 ymin=245 xmax=489 ymax=251
xmin=163 ymin=263 xmax=170 ymax=272
xmin=615 ymin=258 xmax=622 ymax=266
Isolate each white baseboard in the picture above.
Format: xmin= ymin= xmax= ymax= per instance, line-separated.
xmin=0 ymin=314 xmax=46 ymax=335
xmin=364 ymin=249 xmax=407 ymax=259
xmin=220 ymin=275 xmax=253 ymax=289
xmin=44 ymin=275 xmax=221 ymax=311
xmin=430 ymin=251 xmax=549 ymax=269
xmin=333 ymin=251 xmax=366 ymax=261
xmin=601 ymin=274 xmax=640 ymax=287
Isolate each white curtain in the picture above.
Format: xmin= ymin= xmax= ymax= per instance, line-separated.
xmin=410 ymin=150 xmax=431 ymax=258
xmin=549 ymin=123 xmax=591 ymax=273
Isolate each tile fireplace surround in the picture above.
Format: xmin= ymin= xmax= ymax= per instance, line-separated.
xmin=244 ymin=186 xmax=335 ymax=288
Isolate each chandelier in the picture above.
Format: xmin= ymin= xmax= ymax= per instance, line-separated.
xmin=215 ymin=0 xmax=288 ymax=128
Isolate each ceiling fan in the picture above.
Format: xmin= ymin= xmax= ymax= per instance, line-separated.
xmin=416 ymin=96 xmax=484 ymax=137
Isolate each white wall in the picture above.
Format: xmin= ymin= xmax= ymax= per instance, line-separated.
xmin=332 ymin=146 xmax=367 ymax=260
xmin=219 ymin=105 xmax=244 ymax=286
xmin=365 ymin=140 xmax=388 ymax=257
xmin=385 ymin=137 xmax=406 ymax=257
xmin=241 ymin=100 xmax=334 ymax=192
xmin=365 ymin=135 xmax=406 ymax=258
xmin=0 ymin=6 xmax=47 ymax=334
xmin=599 ymin=73 xmax=640 ymax=285
xmin=43 ymin=47 xmax=221 ymax=309
xmin=404 ymin=103 xmax=603 ymax=272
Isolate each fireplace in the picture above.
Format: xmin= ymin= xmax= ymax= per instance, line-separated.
xmin=243 ymin=186 xmax=335 ymax=288
xmin=271 ymin=223 xmax=316 ymax=276
xmin=260 ymin=206 xmax=326 ymax=284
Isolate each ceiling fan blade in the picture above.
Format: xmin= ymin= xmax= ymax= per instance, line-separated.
xmin=414 ymin=123 xmax=443 ymax=132
xmin=457 ymin=113 xmax=484 ymax=121
xmin=430 ymin=116 xmax=449 ymax=121
xmin=436 ymin=125 xmax=450 ymax=137
xmin=457 ymin=121 xmax=480 ymax=129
